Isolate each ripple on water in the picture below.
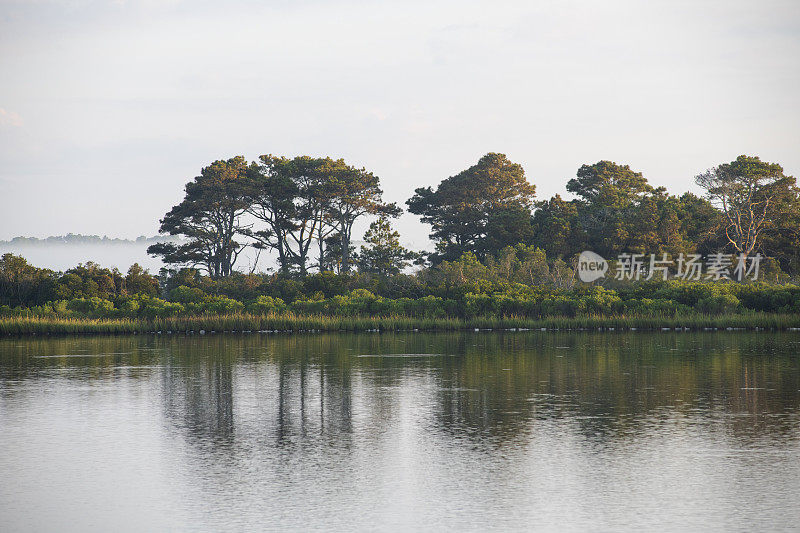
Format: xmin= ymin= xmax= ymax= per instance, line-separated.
xmin=33 ymin=352 xmax=132 ymax=358
xmin=355 ymin=353 xmax=450 ymax=358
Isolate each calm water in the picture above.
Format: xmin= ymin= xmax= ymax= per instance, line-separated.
xmin=1 ymin=332 xmax=799 ymax=532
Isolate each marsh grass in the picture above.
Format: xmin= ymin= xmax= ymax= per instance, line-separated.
xmin=2 ymin=311 xmax=800 ymax=336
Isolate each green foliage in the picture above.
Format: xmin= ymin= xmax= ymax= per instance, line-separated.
xmin=0 ymin=253 xmax=58 ymax=307
xmin=696 ymin=155 xmax=797 ymax=260
xmin=562 ymin=160 xmax=717 ymax=259
xmin=162 ymin=268 xmax=202 ymax=292
xmin=358 ymin=216 xmax=419 ymax=276
xmin=139 ymin=297 xmax=185 ymax=318
xmin=0 ymin=254 xmax=159 ymax=309
xmin=170 ymin=285 xmax=207 ymax=303
xmin=407 ymin=153 xmax=536 ymax=263
xmin=246 ymin=154 xmax=397 ymax=274
xmin=66 ymin=297 xmax=116 ymax=318
xmin=530 ymin=195 xmax=586 ymax=259
xmin=697 ymin=293 xmax=740 ymax=314
xmin=125 ymin=263 xmax=160 ymax=296
xmin=246 ymin=295 xmax=286 ymax=315
xmin=203 ymin=296 xmax=245 ymax=314
xmin=434 ymin=252 xmax=493 ymax=297
xmin=303 ymin=271 xmax=349 ymax=298
xmin=148 ymin=157 xmax=251 ymax=278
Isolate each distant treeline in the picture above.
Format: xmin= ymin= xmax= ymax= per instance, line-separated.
xmin=0 ymin=234 xmax=181 ymax=246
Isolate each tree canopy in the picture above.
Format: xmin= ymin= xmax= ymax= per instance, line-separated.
xmin=357 ymin=216 xmax=419 ymax=277
xmin=407 ymin=153 xmax=536 ymax=263
xmin=142 ymin=151 xmax=800 ymax=283
xmin=148 ymin=157 xmax=251 ymax=278
xmin=245 ymin=154 xmax=398 ymax=274
xmin=696 ymin=155 xmax=798 ymax=262
xmin=150 ymin=154 xmax=397 ymax=277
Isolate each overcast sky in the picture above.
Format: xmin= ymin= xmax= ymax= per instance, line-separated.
xmin=1 ymin=0 xmax=799 ymax=249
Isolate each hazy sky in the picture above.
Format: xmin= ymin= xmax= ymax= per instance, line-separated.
xmin=1 ymin=0 xmax=799 ymax=249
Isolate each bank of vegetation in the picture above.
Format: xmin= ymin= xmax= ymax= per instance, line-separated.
xmin=2 ymin=151 xmax=800 ymax=335
xmin=2 ymin=249 xmax=800 ymax=335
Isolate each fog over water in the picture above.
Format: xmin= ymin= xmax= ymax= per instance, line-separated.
xmin=0 ymin=238 xmax=364 ymax=273
xmin=0 ymin=242 xmax=165 ymax=273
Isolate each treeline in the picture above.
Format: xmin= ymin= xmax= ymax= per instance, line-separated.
xmin=0 ymin=234 xmax=179 ymax=246
xmin=407 ymin=154 xmax=800 ymax=269
xmin=147 ymin=152 xmax=800 ymax=278
xmin=2 ymin=151 xmax=800 ymax=326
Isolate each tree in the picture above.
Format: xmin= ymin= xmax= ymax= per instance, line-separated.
xmin=531 ymin=194 xmax=586 ymax=259
xmin=407 ymin=153 xmax=536 ymax=263
xmin=247 ymin=155 xmax=396 ymax=274
xmin=357 ymin=216 xmax=419 ymax=277
xmin=487 ymin=244 xmax=550 ymax=285
xmin=482 ymin=204 xmax=534 ymax=257
xmin=673 ymin=192 xmax=724 ymax=256
xmin=696 ymin=155 xmax=797 ymax=264
xmin=0 ymin=254 xmax=57 ymax=307
xmin=563 ymin=161 xmax=729 ymax=262
xmin=323 ymin=163 xmax=400 ymax=273
xmin=124 ymin=263 xmax=160 ymax=296
xmin=628 ymin=188 xmax=693 ymax=257
xmin=148 ymin=157 xmax=250 ymax=278
xmin=318 ymin=233 xmax=356 ymax=275
xmin=566 ymin=160 xmax=655 ymax=257
xmin=245 ymin=154 xmax=305 ymax=274
xmin=265 ymin=155 xmax=329 ymax=275
xmin=758 ymin=181 xmax=800 ymax=272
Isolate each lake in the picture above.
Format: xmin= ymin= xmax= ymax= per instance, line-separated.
xmin=1 ymin=332 xmax=799 ymax=531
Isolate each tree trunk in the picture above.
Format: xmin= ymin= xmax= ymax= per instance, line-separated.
xmin=340 ymin=221 xmax=351 ymax=273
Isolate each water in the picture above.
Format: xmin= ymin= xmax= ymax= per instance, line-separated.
xmin=1 ymin=332 xmax=799 ymax=532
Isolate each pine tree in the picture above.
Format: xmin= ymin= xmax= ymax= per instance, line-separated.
xmin=357 ymin=217 xmax=419 ymax=276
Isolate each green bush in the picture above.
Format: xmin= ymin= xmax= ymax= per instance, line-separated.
xmin=203 ymin=297 xmax=245 ymax=314
xmin=246 ymin=295 xmax=286 ymax=315
xmin=170 ymin=285 xmax=208 ymax=304
xmin=697 ymin=293 xmax=740 ymax=314
xmin=139 ymin=297 xmax=185 ymax=318
xmin=66 ymin=297 xmax=116 ymax=317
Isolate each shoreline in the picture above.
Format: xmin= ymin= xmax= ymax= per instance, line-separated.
xmin=2 ymin=312 xmax=800 ymax=336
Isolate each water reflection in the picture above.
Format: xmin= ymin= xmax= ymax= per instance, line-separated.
xmin=2 ymin=332 xmax=799 ymax=448
xmin=2 ymin=332 xmax=800 ymax=531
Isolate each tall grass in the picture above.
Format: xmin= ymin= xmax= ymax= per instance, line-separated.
xmin=2 ymin=311 xmax=800 ymax=336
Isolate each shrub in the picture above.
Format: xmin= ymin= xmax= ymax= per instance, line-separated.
xmin=697 ymin=293 xmax=740 ymax=314
xmin=203 ymin=297 xmax=244 ymax=314
xmin=170 ymin=285 xmax=208 ymax=303
xmin=66 ymin=297 xmax=116 ymax=317
xmin=246 ymin=295 xmax=286 ymax=315
xmin=139 ymin=297 xmax=184 ymax=318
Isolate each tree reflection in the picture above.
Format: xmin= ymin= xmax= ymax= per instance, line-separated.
xmin=1 ymin=331 xmax=799 ymax=451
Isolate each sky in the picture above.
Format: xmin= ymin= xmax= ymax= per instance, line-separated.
xmin=1 ymin=0 xmax=799 ymax=251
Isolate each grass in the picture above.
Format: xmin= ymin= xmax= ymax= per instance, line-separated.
xmin=2 ymin=311 xmax=800 ymax=336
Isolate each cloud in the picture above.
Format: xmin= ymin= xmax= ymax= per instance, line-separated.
xmin=0 ymin=108 xmax=23 ymax=127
